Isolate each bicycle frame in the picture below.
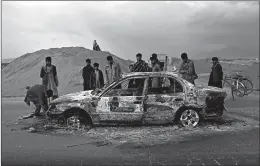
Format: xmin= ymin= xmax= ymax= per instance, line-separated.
xmin=223 ymin=75 xmax=246 ymax=99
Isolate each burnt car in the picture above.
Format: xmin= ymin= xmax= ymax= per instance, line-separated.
xmin=46 ymin=72 xmax=227 ymax=127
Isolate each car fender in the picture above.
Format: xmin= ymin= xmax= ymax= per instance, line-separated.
xmin=62 ymin=106 xmax=94 ymax=124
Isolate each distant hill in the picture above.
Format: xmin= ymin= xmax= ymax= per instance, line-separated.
xmin=2 ymin=58 xmax=15 ymax=64
xmin=1 ymin=58 xmax=15 ymax=69
xmin=2 ymin=47 xmax=133 ymax=97
xmin=2 ymin=47 xmax=258 ymax=97
xmin=1 ymin=63 xmax=9 ymax=68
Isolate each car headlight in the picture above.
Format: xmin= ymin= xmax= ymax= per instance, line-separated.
xmin=55 ymin=105 xmax=68 ymax=111
xmin=49 ymin=104 xmax=67 ymax=112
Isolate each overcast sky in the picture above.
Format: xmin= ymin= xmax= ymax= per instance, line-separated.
xmin=2 ymin=1 xmax=259 ymax=60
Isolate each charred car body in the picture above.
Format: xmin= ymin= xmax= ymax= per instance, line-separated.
xmin=46 ymin=72 xmax=227 ymax=127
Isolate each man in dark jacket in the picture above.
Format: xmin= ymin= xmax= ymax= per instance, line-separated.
xmin=23 ymin=85 xmax=48 ymax=118
xmin=82 ymin=58 xmax=94 ymax=90
xmin=208 ymin=57 xmax=223 ymax=88
xmin=90 ymin=63 xmax=104 ymax=89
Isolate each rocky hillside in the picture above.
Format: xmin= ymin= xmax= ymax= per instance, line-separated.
xmin=2 ymin=47 xmax=132 ymax=97
xmin=2 ymin=47 xmax=258 ymax=97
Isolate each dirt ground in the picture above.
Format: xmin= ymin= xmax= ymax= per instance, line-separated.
xmin=1 ymin=81 xmax=259 ymax=165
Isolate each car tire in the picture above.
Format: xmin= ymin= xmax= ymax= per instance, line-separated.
xmin=178 ymin=108 xmax=200 ymax=127
xmin=60 ymin=109 xmax=93 ymax=129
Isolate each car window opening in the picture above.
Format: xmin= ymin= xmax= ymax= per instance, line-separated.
xmin=148 ymin=76 xmax=183 ymax=95
xmin=103 ymin=77 xmax=146 ymax=97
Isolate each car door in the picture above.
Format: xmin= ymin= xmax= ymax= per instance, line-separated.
xmin=143 ymin=75 xmax=186 ymax=124
xmin=96 ymin=76 xmax=149 ymax=124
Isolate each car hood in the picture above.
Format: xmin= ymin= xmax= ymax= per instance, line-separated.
xmin=50 ymin=90 xmax=96 ymax=104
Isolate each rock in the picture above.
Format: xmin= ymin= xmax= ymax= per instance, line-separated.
xmin=28 ymin=127 xmax=37 ymax=133
xmin=44 ymin=125 xmax=54 ymax=130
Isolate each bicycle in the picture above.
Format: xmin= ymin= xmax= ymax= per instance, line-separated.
xmin=222 ymin=72 xmax=246 ymax=100
xmin=232 ymin=70 xmax=254 ymax=95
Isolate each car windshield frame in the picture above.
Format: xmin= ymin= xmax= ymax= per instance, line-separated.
xmin=98 ymin=75 xmax=149 ymax=97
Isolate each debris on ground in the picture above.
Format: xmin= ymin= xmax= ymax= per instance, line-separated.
xmin=16 ymin=115 xmax=258 ymax=148
xmin=18 ymin=113 xmax=34 ymax=120
xmin=27 ymin=127 xmax=37 ymax=133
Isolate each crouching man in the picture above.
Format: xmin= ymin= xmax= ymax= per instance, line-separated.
xmin=22 ymin=85 xmax=50 ymax=119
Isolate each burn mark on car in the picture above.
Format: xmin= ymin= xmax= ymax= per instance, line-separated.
xmin=112 ymin=107 xmax=135 ymax=112
xmin=91 ymin=102 xmax=97 ymax=108
xmin=112 ymin=97 xmax=118 ymax=101
xmin=109 ymin=101 xmax=119 ymax=112
xmin=136 ymin=96 xmax=143 ymax=100
xmin=155 ymin=95 xmax=166 ymax=103
xmin=133 ymin=101 xmax=142 ymax=104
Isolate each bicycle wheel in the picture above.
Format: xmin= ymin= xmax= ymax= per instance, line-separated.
xmin=240 ymin=78 xmax=253 ymax=95
xmin=232 ymin=81 xmax=246 ymax=98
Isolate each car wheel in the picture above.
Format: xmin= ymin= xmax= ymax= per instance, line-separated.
xmin=179 ymin=109 xmax=200 ymax=127
xmin=63 ymin=110 xmax=92 ymax=129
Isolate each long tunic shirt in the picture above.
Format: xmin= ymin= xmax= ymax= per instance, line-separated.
xmin=105 ymin=62 xmax=122 ymax=85
xmin=40 ymin=65 xmax=59 ymax=97
xmin=151 ymin=63 xmax=162 ymax=88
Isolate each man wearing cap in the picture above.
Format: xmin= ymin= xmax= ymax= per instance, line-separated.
xmin=23 ymin=84 xmax=49 ymax=118
xmin=208 ymin=57 xmax=223 ymax=88
xmin=178 ymin=52 xmax=198 ymax=84
xmin=150 ymin=53 xmax=161 ymax=71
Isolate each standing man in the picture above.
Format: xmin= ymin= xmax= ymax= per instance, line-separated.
xmin=90 ymin=63 xmax=104 ymax=89
xmin=105 ymin=55 xmax=122 ymax=85
xmin=150 ymin=56 xmax=162 ymax=88
xmin=40 ymin=56 xmax=59 ymax=99
xmin=22 ymin=85 xmax=48 ymax=118
xmin=208 ymin=57 xmax=223 ymax=88
xmin=133 ymin=53 xmax=149 ymax=72
xmin=151 ymin=53 xmax=161 ymax=71
xmin=129 ymin=64 xmax=134 ymax=72
xmin=132 ymin=53 xmax=149 ymax=88
xmin=82 ymin=58 xmax=94 ymax=91
xmin=178 ymin=53 xmax=198 ymax=84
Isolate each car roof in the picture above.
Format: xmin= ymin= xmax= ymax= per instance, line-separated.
xmin=122 ymin=71 xmax=179 ymax=78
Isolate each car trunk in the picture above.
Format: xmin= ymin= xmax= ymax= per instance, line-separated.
xmin=204 ymin=92 xmax=226 ymax=115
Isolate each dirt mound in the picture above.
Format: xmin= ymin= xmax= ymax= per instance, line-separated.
xmin=2 ymin=47 xmax=133 ymax=97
